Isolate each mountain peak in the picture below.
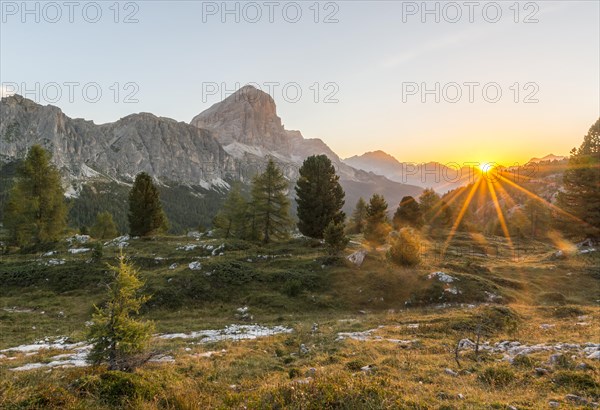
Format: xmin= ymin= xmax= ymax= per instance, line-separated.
xmin=190 ymin=85 xmax=286 ymax=151
xmin=345 ymin=150 xmax=401 ymax=165
xmin=528 ymin=153 xmax=567 ymax=163
xmin=226 ymin=84 xmax=275 ymax=105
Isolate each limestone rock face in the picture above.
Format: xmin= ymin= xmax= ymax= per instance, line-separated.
xmin=189 ymin=87 xmax=424 ymax=202
xmin=1 ymin=87 xmax=423 ymax=213
xmin=0 ymin=95 xmax=237 ymax=187
xmin=191 ymin=85 xmax=291 ymax=152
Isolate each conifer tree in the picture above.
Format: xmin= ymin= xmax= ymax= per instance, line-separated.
xmin=295 ymin=155 xmax=345 ymax=238
xmin=349 ymin=197 xmax=368 ymax=234
xmin=128 ymin=173 xmax=168 ymax=236
xmin=524 ymin=198 xmax=550 ymax=239
xmin=364 ymin=194 xmax=390 ymax=246
xmin=3 ymin=145 xmax=67 ymax=246
xmin=88 ymin=254 xmax=154 ymax=371
xmin=324 ymin=220 xmax=349 ymax=255
xmin=250 ymin=159 xmax=292 ymax=243
xmin=393 ymin=195 xmax=423 ymax=229
xmin=558 ymin=118 xmax=600 ymax=239
xmin=214 ymin=182 xmax=248 ymax=238
xmin=419 ymin=188 xmax=441 ymax=224
xmin=90 ymin=211 xmax=119 ymax=240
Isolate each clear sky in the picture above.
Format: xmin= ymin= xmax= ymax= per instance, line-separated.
xmin=1 ymin=1 xmax=598 ymax=165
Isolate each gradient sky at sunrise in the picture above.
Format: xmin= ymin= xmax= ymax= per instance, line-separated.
xmin=1 ymin=1 xmax=598 ymax=165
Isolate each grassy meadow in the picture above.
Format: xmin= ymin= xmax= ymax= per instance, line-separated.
xmin=0 ymin=231 xmax=599 ymax=409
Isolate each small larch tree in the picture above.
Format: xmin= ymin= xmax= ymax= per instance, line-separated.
xmin=128 ymin=172 xmax=168 ymax=236
xmin=389 ymin=228 xmax=422 ymax=266
xmin=90 ymin=211 xmax=119 ymax=240
xmin=349 ymin=197 xmax=368 ymax=234
xmin=214 ymin=182 xmax=248 ymax=239
xmin=364 ymin=194 xmax=390 ymax=246
xmin=88 ymin=254 xmax=154 ymax=371
xmin=250 ymin=159 xmax=292 ymax=243
xmin=3 ymin=145 xmax=67 ymax=247
xmin=295 ymin=155 xmax=345 ymax=239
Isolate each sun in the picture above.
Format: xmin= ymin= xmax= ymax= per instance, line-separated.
xmin=478 ymin=162 xmax=495 ymax=173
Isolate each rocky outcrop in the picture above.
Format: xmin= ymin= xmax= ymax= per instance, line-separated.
xmin=1 ymin=87 xmax=423 ymax=213
xmin=191 ymin=85 xmax=292 ymax=152
xmin=0 ymin=95 xmax=237 ymax=188
xmin=189 ymin=86 xmax=424 ymax=210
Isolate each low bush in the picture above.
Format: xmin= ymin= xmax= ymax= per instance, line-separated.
xmin=512 ymin=355 xmax=536 ymax=369
xmin=282 ymin=278 xmax=302 ymax=297
xmin=550 ymin=305 xmax=586 ymax=318
xmin=388 ymin=228 xmax=421 ymax=267
xmin=537 ymin=292 xmax=568 ymax=306
xmin=74 ymin=371 xmax=158 ymax=407
xmin=478 ymin=366 xmax=516 ymax=388
xmin=552 ymin=371 xmax=600 ymax=396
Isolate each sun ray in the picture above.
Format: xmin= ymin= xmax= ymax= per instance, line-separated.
xmin=428 ymin=183 xmax=468 ymax=222
xmin=441 ymin=177 xmax=482 ymax=255
xmin=486 ymin=177 xmax=514 ymax=254
xmin=497 ymin=174 xmax=588 ymax=226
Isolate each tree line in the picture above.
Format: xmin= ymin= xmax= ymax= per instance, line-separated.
xmin=3 ymin=118 xmax=599 ymax=251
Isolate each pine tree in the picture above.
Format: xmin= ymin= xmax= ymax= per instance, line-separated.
xmin=3 ymin=145 xmax=67 ymax=246
xmin=87 ymin=254 xmax=154 ymax=371
xmin=558 ymin=118 xmax=600 ymax=239
xmin=128 ymin=173 xmax=168 ymax=236
xmin=349 ymin=197 xmax=368 ymax=234
xmin=90 ymin=211 xmax=119 ymax=240
xmin=324 ymin=220 xmax=350 ymax=255
xmin=419 ymin=188 xmax=441 ymax=224
xmin=364 ymin=194 xmax=390 ymax=246
xmin=250 ymin=159 xmax=292 ymax=243
xmin=295 ymin=155 xmax=345 ymax=238
xmin=393 ymin=196 xmax=423 ymax=229
xmin=214 ymin=183 xmax=248 ymax=239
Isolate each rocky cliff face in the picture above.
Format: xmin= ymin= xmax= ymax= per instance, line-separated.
xmin=1 ymin=87 xmax=423 ymax=213
xmin=0 ymin=95 xmax=237 ymax=189
xmin=190 ymin=87 xmax=415 ymax=185
xmin=191 ymin=85 xmax=293 ymax=152
xmin=189 ymin=86 xmax=424 ymax=209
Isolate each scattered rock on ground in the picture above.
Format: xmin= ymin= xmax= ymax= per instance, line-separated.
xmin=428 ymin=272 xmax=457 ymax=283
xmin=361 ymin=364 xmax=376 ymax=374
xmin=444 ymin=368 xmax=458 ymax=376
xmin=347 ymin=250 xmax=368 ymax=267
xmin=68 ymin=248 xmax=90 ymax=254
xmin=67 ymin=234 xmax=90 ymax=244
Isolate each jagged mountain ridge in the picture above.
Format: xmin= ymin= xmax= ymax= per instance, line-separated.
xmin=190 ymin=85 xmax=405 ymax=186
xmin=0 ymin=87 xmax=423 ymax=217
xmin=0 ymin=95 xmax=236 ymax=190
